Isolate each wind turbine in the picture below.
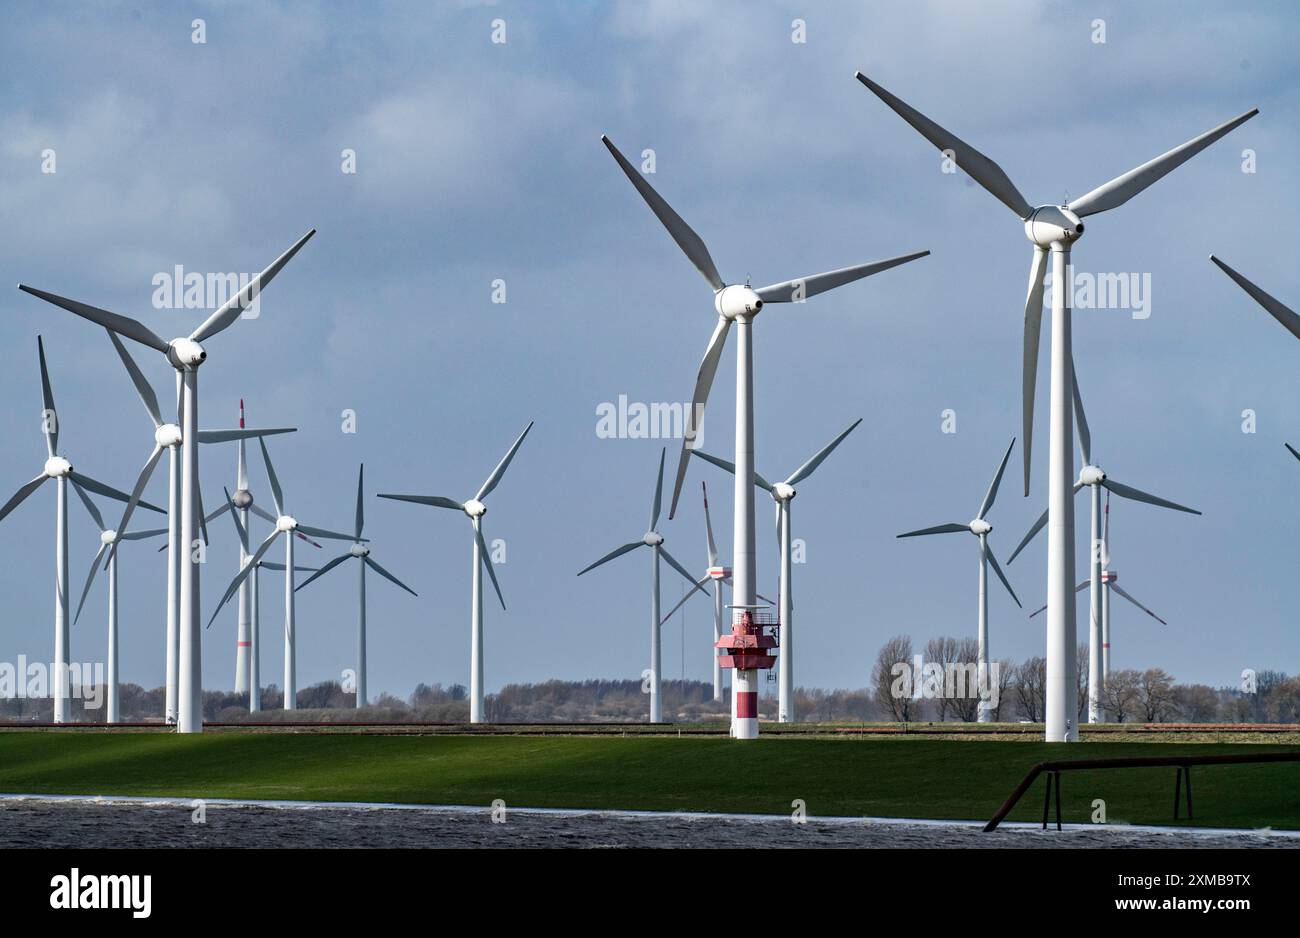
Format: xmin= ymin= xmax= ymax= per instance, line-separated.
xmin=378 ymin=421 xmax=533 ymax=724
xmin=68 ymin=480 xmax=166 ymax=723
xmin=207 ymin=438 xmax=357 ymax=711
xmin=217 ymin=488 xmax=318 ymax=712
xmin=601 ymin=134 xmax=927 ymax=738
xmin=577 ymin=449 xmax=705 ymax=723
xmin=856 ymin=72 xmax=1254 ymax=741
xmin=103 ymin=334 xmax=295 ymax=722
xmin=18 ymin=229 xmax=315 ymax=732
xmin=1210 ymin=256 xmax=1299 ymax=341
xmin=0 ymin=337 xmax=161 ymax=722
xmin=1006 ymin=365 xmax=1198 ymax=722
xmin=658 ymin=481 xmax=773 ymax=703
xmin=296 ymin=464 xmax=417 ymax=708
xmin=897 ymin=438 xmax=1021 ymax=721
xmin=686 ymin=418 xmax=862 ymax=723
xmin=1028 ymin=489 xmax=1170 ymax=689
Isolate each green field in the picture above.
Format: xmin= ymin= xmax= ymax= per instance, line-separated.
xmin=3 ymin=733 xmax=1299 ymax=829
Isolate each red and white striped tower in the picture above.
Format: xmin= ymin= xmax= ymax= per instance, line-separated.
xmin=233 ymin=399 xmax=252 ymax=695
xmin=717 ymin=608 xmax=777 ymax=737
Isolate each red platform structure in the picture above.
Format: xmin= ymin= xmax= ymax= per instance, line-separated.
xmin=716 ymin=609 xmax=779 ymax=671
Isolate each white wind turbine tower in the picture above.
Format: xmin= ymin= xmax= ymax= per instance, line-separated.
xmin=687 ymin=418 xmax=863 ymax=723
xmin=0 ymin=337 xmax=157 ymax=723
xmin=1027 ymin=489 xmax=1171 ymax=690
xmin=602 ymin=134 xmax=927 ymax=738
xmin=1007 ymin=364 xmax=1198 ymax=723
xmin=856 ymin=72 xmax=1255 ymax=741
xmin=897 ymin=438 xmax=1022 ymax=721
xmin=68 ymin=477 xmax=166 ymax=722
xmin=207 ymin=438 xmax=358 ymax=710
xmin=378 ymin=421 xmax=533 ymax=724
xmin=577 ymin=449 xmax=706 ymax=723
xmin=103 ymin=335 xmax=295 ymax=722
xmin=657 ymin=481 xmax=774 ymax=703
xmin=217 ymin=488 xmax=318 ymax=712
xmin=296 ymin=464 xmax=417 ymax=708
xmin=19 ymin=229 xmax=315 ymax=732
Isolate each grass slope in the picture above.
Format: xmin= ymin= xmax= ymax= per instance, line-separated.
xmin=1 ymin=734 xmax=1298 ymax=829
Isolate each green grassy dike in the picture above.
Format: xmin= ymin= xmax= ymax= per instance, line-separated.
xmin=2 ymin=734 xmax=1298 ymax=829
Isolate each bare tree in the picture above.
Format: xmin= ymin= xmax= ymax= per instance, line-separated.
xmin=924 ymin=636 xmax=959 ymax=720
xmin=1077 ymin=643 xmax=1089 ymax=721
xmin=949 ymin=636 xmax=981 ymax=722
xmin=1137 ymin=668 xmax=1179 ymax=722
xmin=1173 ymin=683 xmax=1221 ymax=723
xmin=988 ymin=657 xmax=1015 ymax=722
xmin=1014 ymin=656 xmax=1046 ymax=722
xmin=1100 ymin=669 xmax=1141 ymax=723
xmin=873 ymin=635 xmax=915 ymax=722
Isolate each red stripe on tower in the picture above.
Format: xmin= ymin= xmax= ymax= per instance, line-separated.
xmin=736 ymin=692 xmax=758 ymax=719
xmin=239 ymin=398 xmax=245 ymax=429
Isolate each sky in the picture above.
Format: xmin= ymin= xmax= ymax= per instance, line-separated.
xmin=0 ymin=0 xmax=1297 ymax=705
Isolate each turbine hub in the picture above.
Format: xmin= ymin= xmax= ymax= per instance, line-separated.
xmin=167 ymin=337 xmax=207 ymax=370
xmin=714 ymin=284 xmax=764 ymax=321
xmin=43 ymin=455 xmax=72 ymax=478
xmin=772 ymin=482 xmax=796 ymax=502
xmin=969 ymin=519 xmax=992 ymax=535
xmin=1079 ymin=465 xmax=1106 ymax=486
xmin=1103 ymin=571 xmax=1117 ymax=583
xmin=155 ymin=423 xmax=183 ymax=448
xmin=643 ymin=531 xmax=664 ymax=546
xmin=1024 ymin=205 xmax=1084 ymax=248
xmin=276 ymin=515 xmax=298 ymax=533
xmin=463 ymin=499 xmax=487 ymax=519
xmin=349 ymin=542 xmax=370 ymax=558
xmin=232 ymin=489 xmax=253 ymax=509
xmin=100 ymin=529 xmax=117 ymax=546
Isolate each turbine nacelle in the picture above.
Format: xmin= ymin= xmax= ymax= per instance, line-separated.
xmin=772 ymin=482 xmax=796 ymax=502
xmin=463 ymin=499 xmax=487 ymax=519
xmin=1079 ymin=465 xmax=1106 ymax=486
xmin=714 ymin=285 xmax=763 ymax=321
xmin=349 ymin=542 xmax=370 ymax=558
xmin=232 ymin=489 xmax=253 ymax=509
xmin=100 ymin=529 xmax=117 ymax=546
xmin=43 ymin=456 xmax=72 ymax=478
xmin=642 ymin=531 xmax=664 ymax=546
xmin=969 ymin=519 xmax=992 ymax=535
xmin=1024 ymin=205 xmax=1084 ymax=249
xmin=167 ymin=337 xmax=207 ymax=370
xmin=154 ymin=423 xmax=183 ymax=448
xmin=276 ymin=515 xmax=298 ymax=533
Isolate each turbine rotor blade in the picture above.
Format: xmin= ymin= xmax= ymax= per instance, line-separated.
xmin=476 ymin=524 xmax=505 ymax=610
xmin=207 ymin=531 xmax=279 ymax=628
xmin=190 ymin=230 xmax=316 ymax=343
xmin=754 ymin=252 xmax=929 ymax=304
xmin=365 ymin=556 xmax=417 ymax=597
xmin=897 ymin=522 xmax=968 ymax=538
xmin=1022 ymin=246 xmax=1048 ymax=495
xmin=1109 ymin=581 xmax=1168 ymax=625
xmin=1067 ymin=109 xmax=1258 ymax=218
xmin=577 ymin=541 xmax=644 ymax=577
xmin=983 ymin=541 xmax=1021 ymax=608
xmin=73 ymin=543 xmax=109 ymax=625
xmin=376 ymin=493 xmax=464 ymax=511
xmin=296 ymin=523 xmax=360 ymax=542
xmin=222 ymin=486 xmax=250 ymax=552
xmin=68 ymin=472 xmax=161 ymax=512
xmin=250 ymin=503 xmax=278 ymax=525
xmin=854 ymin=72 xmax=1033 ymax=219
xmin=649 ymin=447 xmax=665 ymax=531
xmin=690 ymin=448 xmax=774 ymax=492
xmin=977 ymin=437 xmax=1015 ymax=520
xmin=195 ymin=427 xmax=295 ymax=444
xmin=1102 ymin=478 xmax=1200 ymax=515
xmin=701 ymin=481 xmax=717 ymax=565
xmin=37 ymin=336 xmax=58 ymax=457
xmin=476 ymin=420 xmax=534 ymax=502
xmin=0 ymin=474 xmax=49 ymax=524
xmin=17 ymin=285 xmax=170 ymax=353
xmin=106 ymin=329 xmax=162 ymax=428
xmin=659 ymin=575 xmax=710 ymax=626
xmin=68 ymin=477 xmax=106 ymax=532
xmin=785 ymin=418 xmax=863 ymax=486
xmin=293 ymin=552 xmax=351 ymax=591
xmin=669 ymin=316 xmax=733 ymax=518
xmin=258 ymin=437 xmax=284 ymax=517
xmin=600 ymin=135 xmax=724 ymax=290
xmin=1210 ymin=255 xmax=1300 ymax=341
xmin=1007 ymin=482 xmax=1084 ymax=565
xmin=355 ymin=464 xmax=365 ymax=540
xmin=1072 ymin=359 xmax=1091 ymax=467
xmin=659 ymin=544 xmax=704 ymax=590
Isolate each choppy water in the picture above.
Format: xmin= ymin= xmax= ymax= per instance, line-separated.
xmin=1 ymin=797 xmax=1294 ymax=848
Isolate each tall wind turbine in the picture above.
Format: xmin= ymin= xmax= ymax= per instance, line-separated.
xmin=378 ymin=421 xmax=533 ymax=723
xmin=207 ymin=439 xmax=357 ymax=710
xmin=601 ymin=134 xmax=927 ymax=738
xmin=217 ymin=488 xmax=317 ymax=712
xmin=577 ymin=449 xmax=705 ymax=723
xmin=897 ymin=438 xmax=1021 ymax=721
xmin=0 ymin=337 xmax=160 ymax=722
xmin=856 ymin=72 xmax=1254 ymax=740
xmin=1007 ymin=365 xmax=1198 ymax=722
xmin=68 ymin=482 xmax=166 ymax=723
xmin=296 ymin=464 xmax=417 ymax=708
xmin=1028 ymin=490 xmax=1170 ymax=690
xmin=19 ymin=229 xmax=315 ymax=732
xmin=103 ymin=335 xmax=294 ymax=722
xmin=688 ymin=418 xmax=862 ymax=723
xmin=657 ymin=481 xmax=773 ymax=703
